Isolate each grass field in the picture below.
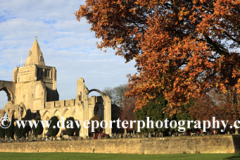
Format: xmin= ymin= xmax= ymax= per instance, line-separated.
xmin=0 ymin=153 xmax=240 ymax=160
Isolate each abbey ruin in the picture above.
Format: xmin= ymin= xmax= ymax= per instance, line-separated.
xmin=0 ymin=37 xmax=112 ymax=137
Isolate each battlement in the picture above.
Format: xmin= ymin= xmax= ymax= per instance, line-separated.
xmin=45 ymin=99 xmax=76 ymax=109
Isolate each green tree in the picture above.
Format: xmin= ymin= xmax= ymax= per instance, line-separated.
xmin=6 ymin=121 xmax=14 ymax=139
xmin=135 ymin=94 xmax=195 ymax=134
xmin=64 ymin=117 xmax=77 ymax=136
xmin=32 ymin=118 xmax=43 ymax=138
xmin=48 ymin=116 xmax=59 ymax=139
xmin=0 ymin=126 xmax=6 ymax=139
xmin=135 ymin=93 xmax=171 ymax=133
xmin=14 ymin=124 xmax=26 ymax=139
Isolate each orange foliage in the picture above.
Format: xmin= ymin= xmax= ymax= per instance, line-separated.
xmin=120 ymin=96 xmax=136 ymax=130
xmin=75 ymin=0 xmax=240 ymax=114
xmin=189 ymin=92 xmax=240 ymax=125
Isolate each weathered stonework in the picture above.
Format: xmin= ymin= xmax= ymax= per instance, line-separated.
xmin=0 ymin=37 xmax=112 ymax=137
xmin=0 ymin=135 xmax=239 ymax=154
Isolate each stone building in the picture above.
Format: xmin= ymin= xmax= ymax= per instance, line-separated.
xmin=0 ymin=37 xmax=112 ymax=137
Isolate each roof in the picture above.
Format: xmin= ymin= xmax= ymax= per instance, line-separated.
xmin=25 ymin=36 xmax=45 ymax=66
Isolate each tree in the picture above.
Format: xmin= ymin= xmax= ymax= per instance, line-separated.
xmin=189 ymin=89 xmax=240 ymax=132
xmin=6 ymin=122 xmax=14 ymax=139
xmin=14 ymin=125 xmax=26 ymax=139
xmin=135 ymin=93 xmax=195 ymax=133
xmin=89 ymin=116 xmax=102 ymax=134
xmin=103 ymin=84 xmax=128 ymax=106
xmin=103 ymin=84 xmax=136 ymax=132
xmin=120 ymin=95 xmax=136 ymax=131
xmin=64 ymin=117 xmax=77 ymax=136
xmin=175 ymin=99 xmax=195 ymax=132
xmin=135 ymin=93 xmax=171 ymax=133
xmin=76 ymin=0 xmax=240 ymax=114
xmin=0 ymin=126 xmax=5 ymax=139
xmin=32 ymin=118 xmax=43 ymax=138
xmin=102 ymin=87 xmax=115 ymax=101
xmin=48 ymin=116 xmax=59 ymax=139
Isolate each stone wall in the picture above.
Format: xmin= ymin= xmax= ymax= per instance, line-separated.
xmin=45 ymin=99 xmax=75 ymax=109
xmin=0 ymin=135 xmax=239 ymax=154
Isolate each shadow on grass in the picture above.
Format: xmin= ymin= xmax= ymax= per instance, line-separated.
xmin=224 ymin=155 xmax=240 ymax=160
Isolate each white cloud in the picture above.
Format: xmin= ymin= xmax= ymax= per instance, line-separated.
xmin=0 ymin=0 xmax=137 ymax=109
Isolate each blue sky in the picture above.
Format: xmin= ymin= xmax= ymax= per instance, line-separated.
xmin=0 ymin=0 xmax=136 ymax=109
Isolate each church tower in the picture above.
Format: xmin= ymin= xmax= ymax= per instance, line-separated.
xmin=12 ymin=37 xmax=59 ymax=111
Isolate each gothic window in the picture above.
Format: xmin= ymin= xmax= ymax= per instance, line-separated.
xmin=47 ymin=70 xmax=50 ymax=77
xmin=38 ymin=68 xmax=43 ymax=77
xmin=45 ymin=69 xmax=48 ymax=77
xmin=45 ymin=69 xmax=50 ymax=77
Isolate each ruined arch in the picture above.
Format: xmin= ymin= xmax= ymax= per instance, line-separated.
xmin=88 ymin=89 xmax=106 ymax=97
xmin=62 ymin=108 xmax=71 ymax=119
xmin=71 ymin=108 xmax=76 ymax=117
xmin=53 ymin=109 xmax=61 ymax=119
xmin=88 ymin=89 xmax=105 ymax=118
xmin=9 ymin=110 xmax=16 ymax=121
xmin=52 ymin=109 xmax=62 ymax=136
xmin=0 ymin=87 xmax=13 ymax=102
xmin=0 ymin=89 xmax=8 ymax=110
xmin=42 ymin=110 xmax=51 ymax=121
xmin=42 ymin=110 xmax=51 ymax=135
xmin=0 ymin=81 xmax=15 ymax=102
xmin=18 ymin=103 xmax=26 ymax=119
xmin=88 ymin=89 xmax=112 ymax=135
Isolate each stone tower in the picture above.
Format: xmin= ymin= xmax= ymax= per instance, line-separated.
xmin=12 ymin=37 xmax=59 ymax=111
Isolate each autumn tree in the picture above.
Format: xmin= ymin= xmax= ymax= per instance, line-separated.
xmin=76 ymin=0 xmax=240 ymax=113
xmin=209 ymin=85 xmax=240 ymax=107
xmin=120 ymin=94 xmax=136 ymax=132
xmin=189 ymin=87 xmax=240 ymax=133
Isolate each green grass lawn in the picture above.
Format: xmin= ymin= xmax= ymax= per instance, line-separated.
xmin=0 ymin=153 xmax=239 ymax=160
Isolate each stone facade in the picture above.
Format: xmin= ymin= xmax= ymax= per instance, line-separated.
xmin=0 ymin=135 xmax=239 ymax=154
xmin=0 ymin=37 xmax=112 ymax=137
